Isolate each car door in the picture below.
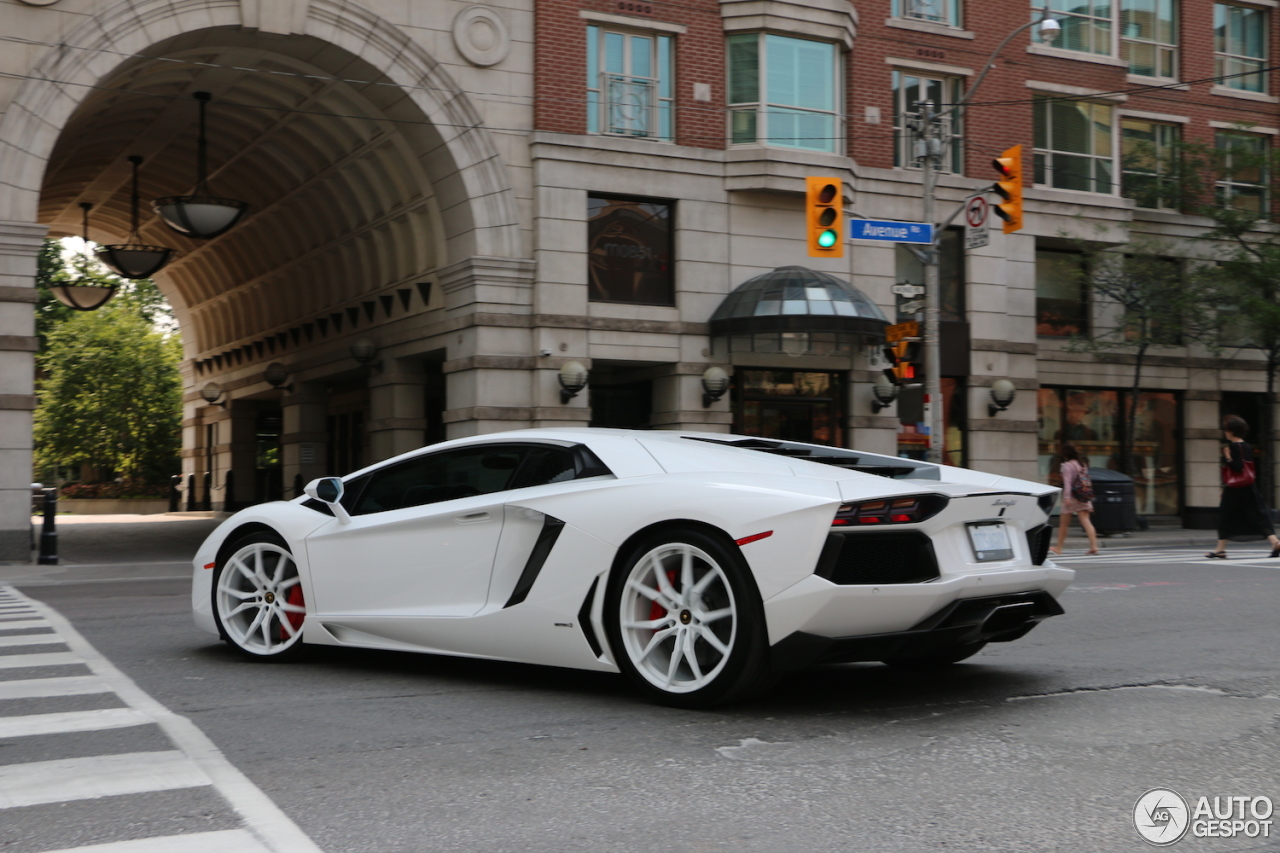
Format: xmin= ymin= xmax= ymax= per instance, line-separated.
xmin=304 ymin=444 xmax=531 ymax=622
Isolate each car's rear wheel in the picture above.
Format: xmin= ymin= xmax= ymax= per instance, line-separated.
xmin=882 ymin=641 xmax=986 ymax=669
xmin=213 ymin=531 xmax=308 ymax=661
xmin=605 ymin=528 xmax=769 ymax=708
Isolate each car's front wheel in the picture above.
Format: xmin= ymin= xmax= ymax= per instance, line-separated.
xmin=213 ymin=531 xmax=308 ymax=661
xmin=605 ymin=528 xmax=770 ymax=708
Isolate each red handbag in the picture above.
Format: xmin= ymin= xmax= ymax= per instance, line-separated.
xmin=1223 ymin=460 xmax=1256 ymax=489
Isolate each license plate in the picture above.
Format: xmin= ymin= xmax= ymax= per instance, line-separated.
xmin=968 ymin=522 xmax=1013 ymax=562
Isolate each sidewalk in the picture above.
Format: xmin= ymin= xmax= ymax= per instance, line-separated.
xmin=3 ymin=512 xmax=227 ymax=584
xmin=1051 ymin=516 xmax=1218 ymax=551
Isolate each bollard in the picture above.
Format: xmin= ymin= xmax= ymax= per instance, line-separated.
xmin=186 ymin=473 xmax=196 ymax=511
xmin=37 ymin=488 xmax=58 ymax=565
xmin=169 ymin=474 xmax=182 ymax=512
xmin=293 ymin=473 xmax=304 ymax=498
xmin=202 ymin=471 xmax=212 ymax=511
xmin=224 ymin=470 xmax=235 ymax=512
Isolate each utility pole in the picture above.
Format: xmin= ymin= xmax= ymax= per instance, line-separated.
xmin=906 ymin=9 xmax=1060 ymax=465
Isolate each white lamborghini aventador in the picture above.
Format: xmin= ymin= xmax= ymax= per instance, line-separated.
xmin=192 ymin=428 xmax=1072 ymax=707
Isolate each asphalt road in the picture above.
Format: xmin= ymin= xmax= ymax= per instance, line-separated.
xmin=2 ymin=520 xmax=1279 ymax=852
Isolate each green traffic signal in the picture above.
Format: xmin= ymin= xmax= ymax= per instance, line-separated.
xmin=817 ymin=229 xmax=838 ymax=249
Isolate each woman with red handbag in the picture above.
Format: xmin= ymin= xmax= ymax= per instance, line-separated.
xmin=1206 ymin=416 xmax=1280 ymax=559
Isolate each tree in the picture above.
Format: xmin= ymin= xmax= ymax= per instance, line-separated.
xmin=1062 ymin=233 xmax=1219 ymax=478
xmin=1122 ymin=132 xmax=1280 ymax=501
xmin=33 ymin=304 xmax=182 ymax=484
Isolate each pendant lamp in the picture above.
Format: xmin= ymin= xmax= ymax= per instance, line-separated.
xmin=154 ymin=92 xmax=248 ymax=239
xmin=50 ymin=203 xmax=118 ymax=311
xmin=96 ymin=155 xmax=174 ymax=280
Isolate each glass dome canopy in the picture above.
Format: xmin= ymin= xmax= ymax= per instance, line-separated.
xmin=709 ymin=266 xmax=889 ymax=356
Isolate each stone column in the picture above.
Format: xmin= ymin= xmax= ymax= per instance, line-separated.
xmin=648 ymin=366 xmax=733 ymax=432
xmin=225 ymin=402 xmax=259 ymax=510
xmin=0 ymin=221 xmax=44 ymax=561
xmin=368 ymin=359 xmax=427 ymax=462
xmin=280 ymin=383 xmax=328 ymax=497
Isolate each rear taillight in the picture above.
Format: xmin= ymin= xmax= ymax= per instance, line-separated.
xmin=832 ymin=494 xmax=948 ymax=526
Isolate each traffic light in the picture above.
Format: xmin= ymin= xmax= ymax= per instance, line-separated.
xmin=805 ymin=176 xmax=844 ymax=258
xmin=882 ymin=340 xmax=921 ymax=386
xmin=992 ymin=145 xmax=1023 ymax=234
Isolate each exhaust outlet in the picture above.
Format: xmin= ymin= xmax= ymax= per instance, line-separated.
xmin=982 ymin=602 xmax=1035 ymax=634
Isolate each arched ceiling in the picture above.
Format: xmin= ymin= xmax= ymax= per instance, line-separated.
xmin=40 ymin=27 xmax=448 ymax=360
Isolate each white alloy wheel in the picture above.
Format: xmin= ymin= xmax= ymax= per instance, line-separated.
xmin=215 ymin=536 xmax=307 ymax=659
xmin=618 ymin=541 xmax=739 ymax=694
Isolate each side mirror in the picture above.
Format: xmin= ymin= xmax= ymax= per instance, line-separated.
xmin=304 ymin=477 xmax=351 ymax=525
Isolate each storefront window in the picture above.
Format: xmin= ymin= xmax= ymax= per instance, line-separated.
xmin=895 ymin=378 xmax=965 ymax=465
xmin=1038 ymin=386 xmax=1179 ymax=515
xmin=587 ymin=195 xmax=674 ymax=305
xmin=735 ymin=369 xmax=843 ymax=446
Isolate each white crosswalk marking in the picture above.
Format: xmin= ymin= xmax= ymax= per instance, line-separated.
xmin=40 ymin=829 xmax=274 ymax=853
xmin=0 ymin=750 xmax=212 ymax=808
xmin=1054 ymin=548 xmax=1280 ymax=566
xmin=0 ymin=707 xmax=151 ymax=737
xmin=0 ymin=585 xmax=324 ymax=853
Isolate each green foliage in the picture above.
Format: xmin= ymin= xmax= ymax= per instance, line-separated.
xmin=33 ymin=305 xmax=182 ymax=483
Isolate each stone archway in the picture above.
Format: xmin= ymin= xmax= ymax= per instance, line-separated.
xmin=0 ymin=0 xmax=529 ymax=556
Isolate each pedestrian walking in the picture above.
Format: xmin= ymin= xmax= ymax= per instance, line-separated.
xmin=1205 ymin=416 xmax=1280 ymax=559
xmin=1050 ymin=442 xmax=1099 ymax=555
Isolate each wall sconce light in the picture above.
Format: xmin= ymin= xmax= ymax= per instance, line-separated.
xmin=988 ymin=379 xmax=1017 ymax=416
xmin=264 ymin=362 xmax=293 ymax=393
xmin=349 ymin=337 xmax=382 ymax=371
xmin=701 ymin=366 xmax=730 ymax=407
xmin=200 ymin=382 xmax=227 ymax=408
xmin=872 ymin=374 xmax=898 ymax=413
xmin=558 ymin=360 xmax=588 ymax=403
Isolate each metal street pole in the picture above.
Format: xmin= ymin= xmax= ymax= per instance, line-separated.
xmin=910 ymin=9 xmax=1060 ymax=466
xmin=919 ymin=101 xmax=944 ymax=465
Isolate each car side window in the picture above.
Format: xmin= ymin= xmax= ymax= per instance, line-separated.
xmin=509 ymin=446 xmax=579 ymax=489
xmin=351 ymin=446 xmax=527 ymax=516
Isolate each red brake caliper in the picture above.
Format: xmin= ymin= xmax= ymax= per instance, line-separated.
xmin=648 ymin=569 xmax=678 ymax=621
xmin=281 ymin=584 xmax=306 ymax=641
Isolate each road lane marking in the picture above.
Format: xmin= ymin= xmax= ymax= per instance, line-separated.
xmin=0 ymin=619 xmax=50 ymax=628
xmin=1 ymin=586 xmax=326 ymax=853
xmin=0 ymin=633 xmax=63 ymax=647
xmin=0 ymin=651 xmax=80 ymax=669
xmin=0 ymin=675 xmax=112 ymax=700
xmin=0 ymin=707 xmax=151 ymax=738
xmin=0 ymin=750 xmax=211 ymax=808
xmin=39 ymin=829 xmax=273 ymax=853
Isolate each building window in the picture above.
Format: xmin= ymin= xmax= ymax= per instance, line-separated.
xmin=587 ymin=195 xmax=674 ymax=305
xmin=1215 ymin=4 xmax=1267 ymax=92
xmin=1038 ymin=387 xmax=1180 ymax=515
xmin=1036 ymin=248 xmax=1088 ymax=337
xmin=1121 ymin=118 xmax=1179 ymax=209
xmin=1034 ymin=96 xmax=1114 ymax=194
xmin=586 ymin=26 xmax=674 ymax=140
xmin=892 ymin=71 xmax=963 ymax=173
xmin=1031 ymin=1 xmax=1177 ymax=78
xmin=1121 ymin=0 xmax=1177 ymax=78
xmin=891 ymin=0 xmax=961 ymax=27
xmin=1216 ymin=132 xmax=1269 ymax=217
xmin=734 ymin=370 xmax=844 ymax=447
xmin=727 ymin=33 xmax=839 ymax=153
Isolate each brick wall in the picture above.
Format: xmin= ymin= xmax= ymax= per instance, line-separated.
xmin=534 ymin=0 xmax=726 ymax=149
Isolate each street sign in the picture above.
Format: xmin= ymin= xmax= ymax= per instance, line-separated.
xmin=898 ymin=299 xmax=924 ymax=314
xmin=850 ymin=219 xmax=934 ymax=244
xmin=964 ymin=196 xmax=989 ymax=250
xmin=891 ymin=283 xmax=926 ymax=297
xmin=885 ymin=321 xmax=919 ymax=342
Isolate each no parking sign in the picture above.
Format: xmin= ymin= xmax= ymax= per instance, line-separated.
xmin=964 ymin=196 xmax=989 ymax=250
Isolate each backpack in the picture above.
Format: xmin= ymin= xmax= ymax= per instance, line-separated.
xmin=1070 ymin=462 xmax=1094 ymax=502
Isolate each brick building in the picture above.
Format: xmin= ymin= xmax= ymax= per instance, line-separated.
xmin=0 ymin=0 xmax=1276 ymax=557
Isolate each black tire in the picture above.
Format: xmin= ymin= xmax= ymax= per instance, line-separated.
xmin=212 ymin=530 xmax=309 ymax=661
xmin=882 ymin=641 xmax=987 ymax=670
xmin=604 ymin=527 xmax=771 ymax=708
